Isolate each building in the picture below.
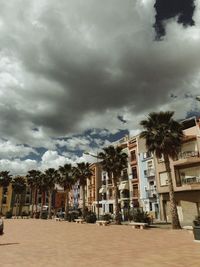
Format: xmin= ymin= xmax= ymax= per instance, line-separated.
xmin=86 ymin=162 xmax=102 ymax=217
xmin=137 ymin=137 xmax=160 ymax=220
xmin=127 ymin=136 xmax=140 ymax=208
xmin=155 ymin=117 xmax=200 ymax=225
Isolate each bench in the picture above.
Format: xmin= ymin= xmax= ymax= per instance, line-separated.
xmin=96 ymin=220 xmax=109 ymax=226
xmin=74 ymin=218 xmax=84 ymax=224
xmin=129 ymin=222 xmax=148 ymax=229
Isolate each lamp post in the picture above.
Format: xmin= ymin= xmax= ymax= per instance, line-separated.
xmin=83 ymin=152 xmax=101 ymax=220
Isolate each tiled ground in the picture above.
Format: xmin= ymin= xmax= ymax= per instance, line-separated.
xmin=0 ymin=219 xmax=199 ymax=267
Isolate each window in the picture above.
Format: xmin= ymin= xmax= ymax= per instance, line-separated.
xmin=122 ymin=169 xmax=128 ymax=181
xmin=25 ymin=196 xmax=30 ymax=204
xmin=147 ymin=160 xmax=153 ymax=169
xmin=130 ymin=150 xmax=136 ymax=161
xmin=109 ymin=189 xmax=112 ymax=197
xmin=133 ymin=185 xmax=138 ymax=197
xmin=143 ymin=151 xmax=151 ymax=159
xmin=132 ymin=167 xmax=137 ymax=179
xmin=109 ymin=204 xmax=113 ymax=213
xmin=159 ymin=172 xmax=169 ymax=186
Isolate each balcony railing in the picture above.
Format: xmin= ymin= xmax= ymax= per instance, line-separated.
xmin=144 ymin=168 xmax=155 ymax=178
xmin=182 ymin=176 xmax=200 ymax=185
xmin=178 ymin=151 xmax=199 ymax=159
xmin=146 ymin=189 xmax=157 ymax=198
xmin=121 ymin=175 xmax=129 ymax=181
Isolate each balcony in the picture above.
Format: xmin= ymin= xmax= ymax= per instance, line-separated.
xmin=146 ymin=189 xmax=157 ymax=198
xmin=120 ymin=189 xmax=130 ymax=199
xmin=121 ymin=174 xmax=129 ymax=182
xmin=144 ymin=168 xmax=155 ymax=178
xmin=182 ymin=176 xmax=200 ymax=185
xmin=178 ymin=151 xmax=199 ymax=159
xmin=173 ymin=151 xmax=200 ymax=166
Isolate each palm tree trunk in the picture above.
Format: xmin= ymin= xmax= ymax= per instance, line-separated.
xmin=48 ymin=190 xmax=52 ymax=219
xmin=82 ymin=186 xmax=86 ymax=218
xmin=164 ymin=154 xmax=181 ymax=229
xmin=15 ymin=194 xmax=19 ymax=218
xmin=113 ymin=183 xmax=121 ymax=225
xmin=40 ymin=191 xmax=45 ymax=219
xmin=0 ymin=188 xmax=3 ymax=215
xmin=35 ymin=189 xmax=38 ymax=214
xmin=31 ymin=188 xmax=34 ymax=218
xmin=19 ymin=194 xmax=22 ymax=217
xmin=64 ymin=189 xmax=69 ymax=221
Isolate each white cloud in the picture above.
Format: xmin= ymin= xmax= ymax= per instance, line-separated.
xmin=0 ymin=158 xmax=38 ymax=175
xmin=40 ymin=150 xmax=74 ymax=171
xmin=0 ymin=1 xmax=199 ymax=174
xmin=0 ymin=140 xmax=37 ymax=159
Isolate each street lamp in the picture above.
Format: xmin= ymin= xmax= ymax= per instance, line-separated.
xmin=83 ymin=151 xmax=101 ymax=219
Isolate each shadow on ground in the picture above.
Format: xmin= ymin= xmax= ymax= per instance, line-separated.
xmin=0 ymin=242 xmax=19 ymax=246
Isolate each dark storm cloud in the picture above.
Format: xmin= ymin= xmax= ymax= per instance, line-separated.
xmin=154 ymin=0 xmax=196 ymax=39
xmin=0 ymin=0 xmax=200 ymax=144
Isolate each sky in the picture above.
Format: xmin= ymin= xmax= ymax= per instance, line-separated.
xmin=0 ymin=0 xmax=200 ymax=175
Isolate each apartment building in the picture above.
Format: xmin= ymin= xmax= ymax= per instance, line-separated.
xmin=155 ymin=117 xmax=200 ymax=225
xmin=128 ymin=136 xmax=140 ymax=208
xmin=86 ymin=162 xmax=102 ymax=217
xmin=137 ymin=137 xmax=160 ymax=220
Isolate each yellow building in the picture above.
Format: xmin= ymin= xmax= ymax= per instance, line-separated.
xmin=0 ymin=183 xmax=13 ymax=215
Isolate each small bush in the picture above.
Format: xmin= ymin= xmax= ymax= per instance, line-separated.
xmin=100 ymin=213 xmax=112 ymax=222
xmin=41 ymin=211 xmax=48 ymax=219
xmin=5 ymin=210 xmax=12 ymax=219
xmin=132 ymin=208 xmax=151 ymax=224
xmin=85 ymin=212 xmax=97 ymax=224
xmin=68 ymin=212 xmax=79 ymax=222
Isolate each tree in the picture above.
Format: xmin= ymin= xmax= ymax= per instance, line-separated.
xmin=37 ymin=173 xmax=48 ymax=218
xmin=140 ymin=111 xmax=183 ymax=229
xmin=44 ymin=168 xmax=58 ymax=219
xmin=0 ymin=171 xmax=12 ymax=215
xmin=58 ymin=164 xmax=75 ymax=220
xmin=98 ymin=145 xmax=128 ymax=224
xmin=11 ymin=176 xmax=26 ymax=217
xmin=26 ymin=170 xmax=42 ymax=218
xmin=73 ymin=162 xmax=93 ymax=218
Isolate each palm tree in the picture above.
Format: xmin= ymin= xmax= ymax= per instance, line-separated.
xmin=73 ymin=162 xmax=93 ymax=218
xmin=11 ymin=176 xmax=26 ymax=217
xmin=0 ymin=171 xmax=12 ymax=215
xmin=58 ymin=164 xmax=75 ymax=220
xmin=37 ymin=173 xmax=48 ymax=218
xmin=140 ymin=111 xmax=183 ymax=229
xmin=26 ymin=170 xmax=42 ymax=218
xmin=98 ymin=146 xmax=128 ymax=224
xmin=44 ymin=168 xmax=58 ymax=219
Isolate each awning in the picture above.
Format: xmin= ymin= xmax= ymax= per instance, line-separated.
xmin=99 ymin=187 xmax=106 ymax=194
xmin=119 ymin=183 xmax=129 ymax=190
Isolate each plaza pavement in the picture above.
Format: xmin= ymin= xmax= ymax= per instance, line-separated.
xmin=0 ymin=219 xmax=199 ymax=267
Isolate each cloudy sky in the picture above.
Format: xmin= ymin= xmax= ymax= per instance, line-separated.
xmin=0 ymin=0 xmax=200 ymax=174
